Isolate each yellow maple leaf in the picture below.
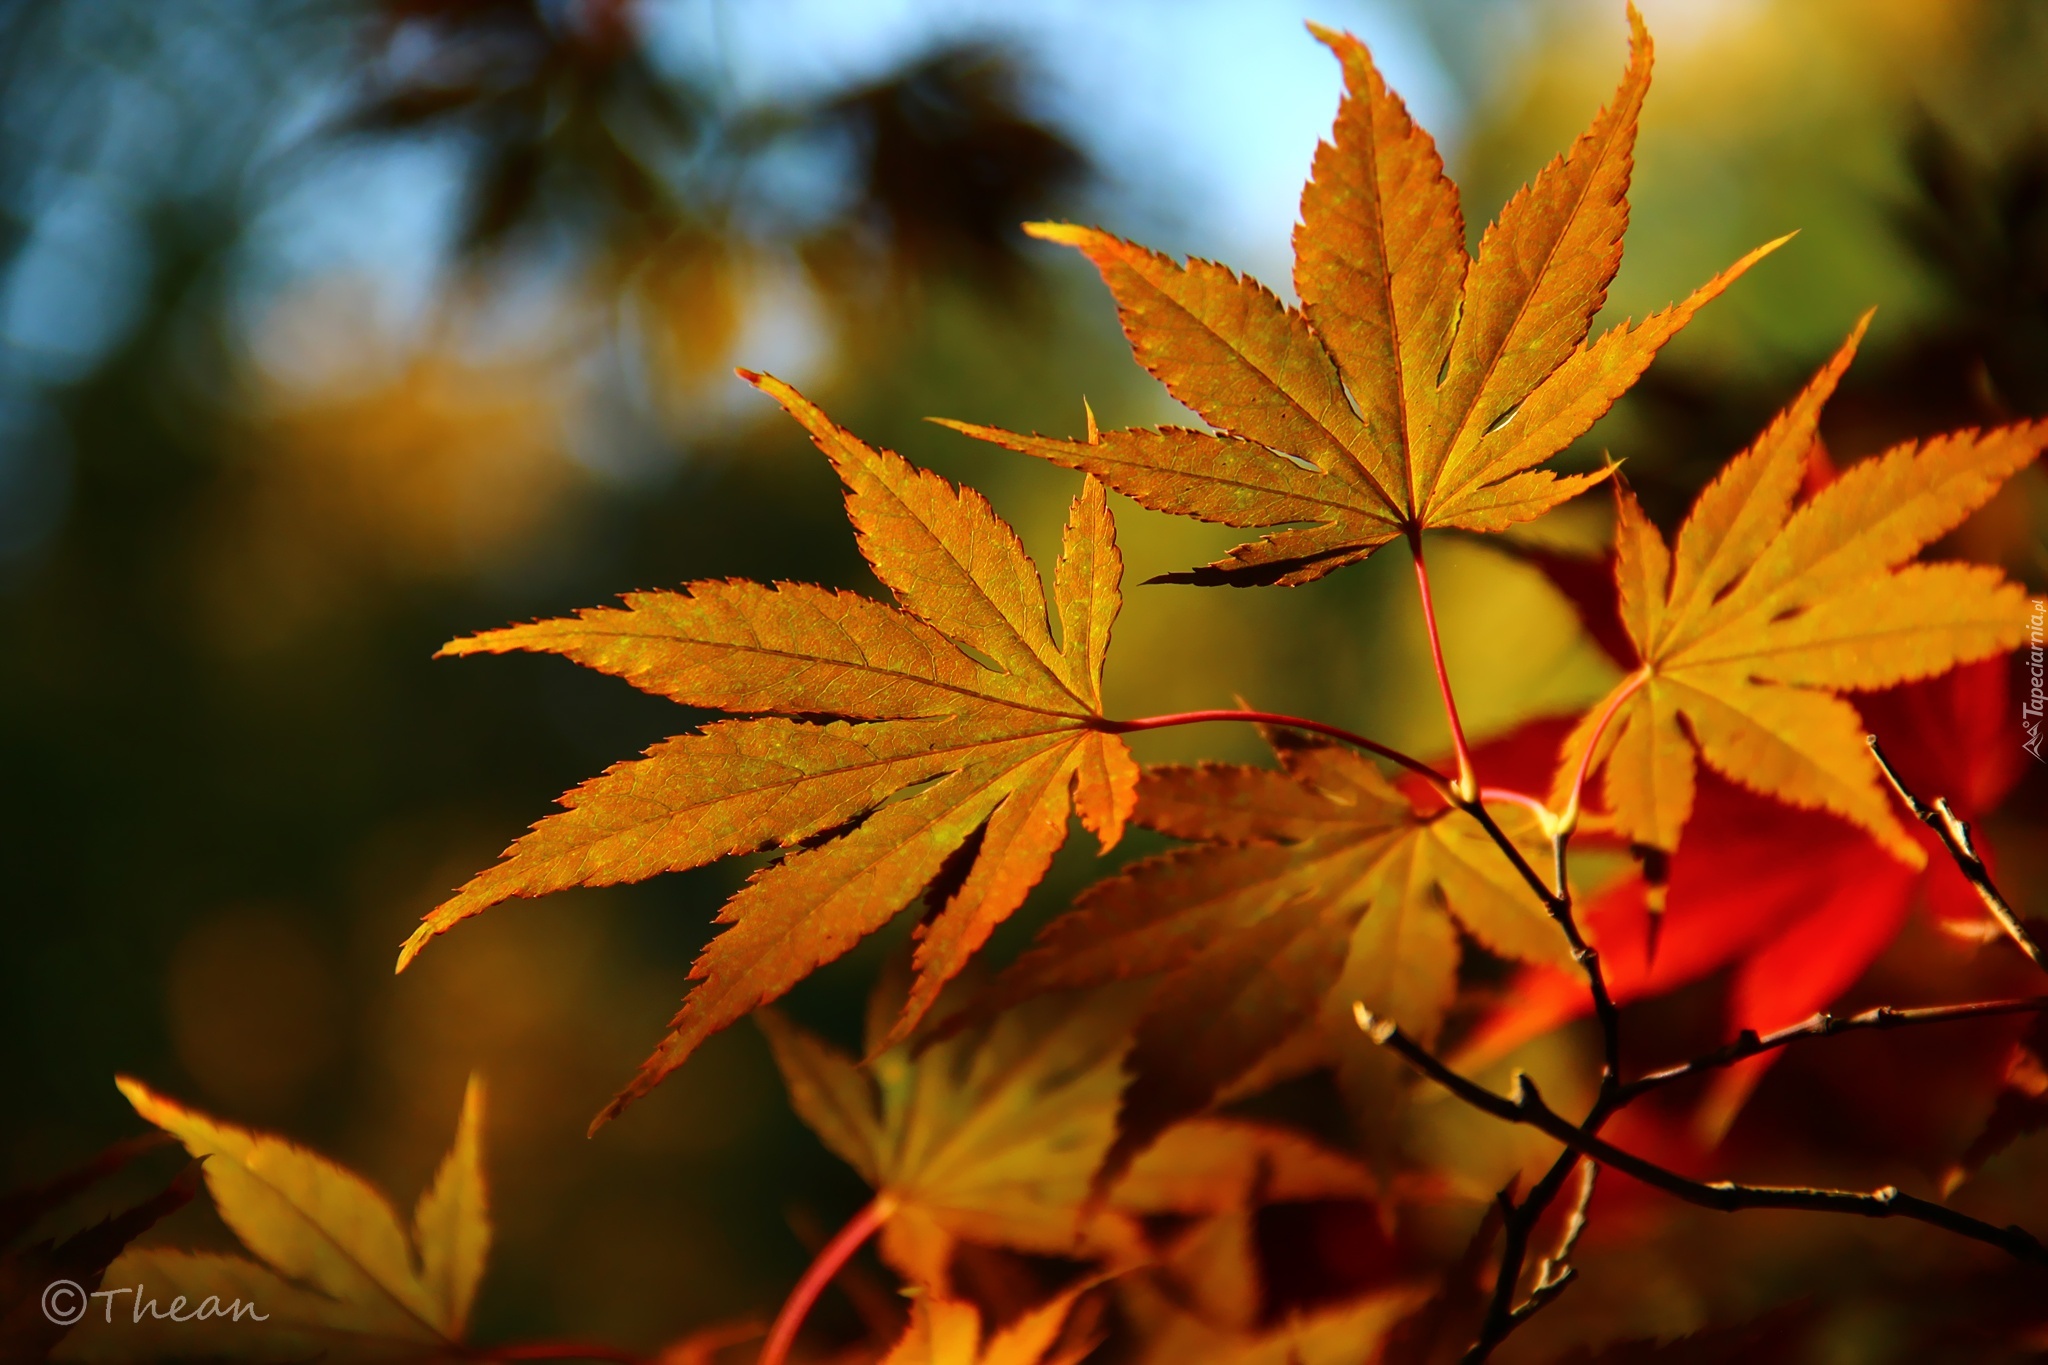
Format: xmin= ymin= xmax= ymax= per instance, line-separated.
xmin=761 ymin=978 xmax=1382 ymax=1293
xmin=937 ymin=8 xmax=1780 ymax=586
xmin=759 ymin=990 xmax=1137 ymax=1291
xmin=58 ymin=1077 xmax=487 ymax=1364
xmin=1555 ymin=314 xmax=2047 ymax=861
xmin=398 ymin=375 xmax=1138 ymax=1126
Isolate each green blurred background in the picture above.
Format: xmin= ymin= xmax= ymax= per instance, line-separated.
xmin=2 ymin=0 xmax=2044 ymax=1352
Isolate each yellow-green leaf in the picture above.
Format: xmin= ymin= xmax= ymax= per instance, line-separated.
xmin=1557 ymin=323 xmax=2047 ymax=861
xmin=58 ymin=1078 xmax=491 ymax=1364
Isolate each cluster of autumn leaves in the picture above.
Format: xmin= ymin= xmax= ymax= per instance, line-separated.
xmin=51 ymin=995 xmax=1431 ymax=1365
xmin=46 ymin=6 xmax=2048 ymax=1363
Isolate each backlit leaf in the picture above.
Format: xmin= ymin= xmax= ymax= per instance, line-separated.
xmin=1554 ymin=323 xmax=2046 ymax=862
xmin=1469 ymin=659 xmax=2032 ymax=1134
xmin=401 ymin=375 xmax=1138 ymax=1125
xmin=58 ymin=1077 xmax=489 ymax=1363
xmin=991 ymin=730 xmax=1571 ymax=1177
xmin=760 ymin=991 xmax=1139 ymax=1290
xmin=762 ymin=982 xmax=1382 ymax=1292
xmin=937 ymin=9 xmax=1780 ymax=585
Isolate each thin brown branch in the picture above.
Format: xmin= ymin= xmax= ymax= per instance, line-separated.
xmin=1533 ymin=1159 xmax=1597 ymax=1295
xmin=1461 ymin=1142 xmax=1601 ymax=1363
xmin=1454 ymin=799 xmax=1623 ymax=1090
xmin=1458 ymin=1185 xmax=1532 ymax=1365
xmin=1430 ymin=727 xmax=1624 ymax=1361
xmin=1457 ymin=799 xmax=1566 ymax=916
xmin=1869 ymin=733 xmax=2047 ymax=971
xmin=1618 ymin=996 xmax=2048 ymax=1102
xmin=1356 ymin=1011 xmax=2048 ymax=1269
xmin=1490 ymin=1159 xmax=1596 ymax=1339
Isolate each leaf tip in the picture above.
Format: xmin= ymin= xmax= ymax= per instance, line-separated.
xmin=1625 ymin=1 xmax=1651 ymax=57
xmin=395 ymin=928 xmax=431 ymax=974
xmin=738 ymin=368 xmax=804 ymax=410
xmin=1303 ymin=18 xmax=1352 ymax=56
xmin=587 ymin=1089 xmax=632 ymax=1138
xmin=1022 ymin=220 xmax=1090 ymax=249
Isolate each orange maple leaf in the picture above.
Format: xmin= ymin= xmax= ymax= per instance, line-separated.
xmin=1553 ymin=317 xmax=2047 ymax=863
xmin=938 ymin=9 xmax=1779 ymax=585
xmin=397 ymin=375 xmax=1137 ymax=1126
xmin=987 ymin=728 xmax=1571 ymax=1179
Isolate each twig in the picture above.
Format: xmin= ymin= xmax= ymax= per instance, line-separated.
xmin=1530 ymin=1159 xmax=1596 ymax=1299
xmin=1618 ymin=996 xmax=2048 ymax=1102
xmin=1462 ymin=1185 xmax=1532 ymax=1364
xmin=1453 ymin=801 xmax=1623 ymax=1090
xmin=1468 ymin=1159 xmax=1598 ymax=1354
xmin=1868 ymin=734 xmax=2047 ymax=971
xmin=760 ymin=1195 xmax=897 ymax=1365
xmin=1456 ymin=1140 xmax=1602 ymax=1363
xmin=1426 ymin=734 xmax=1621 ymax=1356
xmin=1456 ymin=799 xmax=1566 ymax=916
xmin=1357 ymin=1011 xmax=2048 ymax=1269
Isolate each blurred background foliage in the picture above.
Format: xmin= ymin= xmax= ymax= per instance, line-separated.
xmin=1 ymin=0 xmax=2044 ymax=1356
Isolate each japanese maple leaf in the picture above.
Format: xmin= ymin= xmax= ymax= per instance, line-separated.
xmin=986 ymin=728 xmax=1572 ymax=1180
xmin=61 ymin=1077 xmax=489 ymax=1364
xmin=760 ymin=988 xmax=1136 ymax=1290
xmin=761 ymin=981 xmax=1376 ymax=1292
xmin=1552 ymin=317 xmax=2046 ymax=862
xmin=396 ymin=374 xmax=1137 ymax=1126
xmin=936 ymin=9 xmax=1780 ymax=586
xmin=1466 ymin=657 xmax=2030 ymax=1137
